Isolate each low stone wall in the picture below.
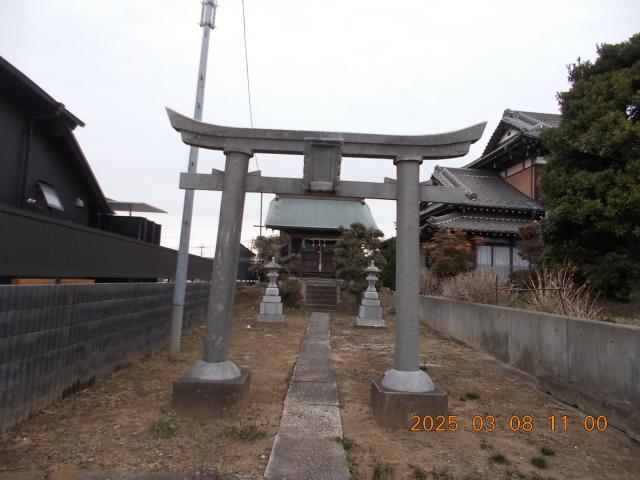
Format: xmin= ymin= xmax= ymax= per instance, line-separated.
xmin=420 ymin=296 xmax=640 ymax=440
xmin=0 ymin=282 xmax=210 ymax=431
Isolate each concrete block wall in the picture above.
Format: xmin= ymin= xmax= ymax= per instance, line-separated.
xmin=0 ymin=282 xmax=209 ymax=431
xmin=421 ymin=296 xmax=640 ymax=439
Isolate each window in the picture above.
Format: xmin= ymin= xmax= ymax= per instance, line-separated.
xmin=513 ymin=247 xmax=530 ymax=270
xmin=37 ymin=181 xmax=64 ymax=211
xmin=476 ymin=246 xmax=492 ymax=269
xmin=475 ymin=244 xmax=529 ymax=277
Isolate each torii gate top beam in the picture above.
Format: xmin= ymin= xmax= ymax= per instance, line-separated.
xmin=167 ymin=108 xmax=486 ymax=160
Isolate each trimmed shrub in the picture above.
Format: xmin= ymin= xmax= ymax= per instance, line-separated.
xmin=278 ymin=277 xmax=303 ymax=308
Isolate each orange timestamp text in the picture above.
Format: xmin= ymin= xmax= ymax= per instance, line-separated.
xmin=410 ymin=415 xmax=608 ymax=432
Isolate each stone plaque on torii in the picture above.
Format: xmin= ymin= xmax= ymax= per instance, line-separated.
xmin=168 ymin=108 xmax=485 ymax=426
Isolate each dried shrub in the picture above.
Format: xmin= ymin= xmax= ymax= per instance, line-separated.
xmin=420 ymin=268 xmax=440 ymax=296
xmin=525 ymin=263 xmax=602 ymax=320
xmin=278 ymin=277 xmax=303 ymax=308
xmin=509 ymin=269 xmax=533 ymax=289
xmin=440 ymin=269 xmax=515 ymax=306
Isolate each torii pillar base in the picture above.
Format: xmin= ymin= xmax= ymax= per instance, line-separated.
xmin=371 ymin=378 xmax=448 ymax=429
xmin=172 ymin=361 xmax=250 ymax=418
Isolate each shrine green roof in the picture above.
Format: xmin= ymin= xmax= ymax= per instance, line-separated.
xmin=265 ymin=197 xmax=378 ymax=231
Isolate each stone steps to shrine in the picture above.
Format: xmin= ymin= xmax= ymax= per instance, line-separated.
xmin=304 ymin=282 xmax=338 ymax=311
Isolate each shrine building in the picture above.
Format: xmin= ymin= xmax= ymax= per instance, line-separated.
xmin=264 ymin=194 xmax=378 ymax=279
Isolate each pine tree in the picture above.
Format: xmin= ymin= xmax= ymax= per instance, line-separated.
xmin=540 ymin=33 xmax=640 ymax=300
xmin=334 ymin=223 xmax=385 ymax=305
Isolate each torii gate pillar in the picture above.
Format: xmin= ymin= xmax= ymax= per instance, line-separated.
xmin=370 ymin=155 xmax=448 ymax=428
xmin=172 ymin=147 xmax=253 ymax=418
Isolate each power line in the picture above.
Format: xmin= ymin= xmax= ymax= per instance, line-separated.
xmin=241 ymin=1 xmax=255 ymax=142
xmin=241 ymin=0 xmax=264 ymax=236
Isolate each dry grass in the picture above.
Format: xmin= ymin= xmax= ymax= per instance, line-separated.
xmin=332 ymin=292 xmax=640 ymax=480
xmin=525 ymin=264 xmax=602 ymax=320
xmin=440 ymin=269 xmax=515 ymax=306
xmin=0 ymin=286 xmax=307 ymax=477
xmin=419 ymin=268 xmax=440 ymax=296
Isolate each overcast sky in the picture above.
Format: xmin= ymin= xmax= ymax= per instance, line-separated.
xmin=2 ymin=1 xmax=639 ymax=257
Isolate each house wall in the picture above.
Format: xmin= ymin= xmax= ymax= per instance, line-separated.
xmin=500 ymin=156 xmax=547 ymax=200
xmin=420 ymin=296 xmax=640 ymax=440
xmin=504 ymin=166 xmax=534 ymax=198
xmin=0 ymin=94 xmax=27 ymax=208
xmin=496 ymin=128 xmax=518 ymax=145
xmin=0 ymin=90 xmax=103 ymax=226
xmin=0 ymin=282 xmax=210 ymax=431
xmin=0 ymin=204 xmax=212 ymax=281
xmin=23 ymin=130 xmax=98 ymax=226
xmin=534 ymin=164 xmax=545 ymax=201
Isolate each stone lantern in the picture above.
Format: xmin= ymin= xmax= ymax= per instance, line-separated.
xmin=257 ymin=257 xmax=286 ymax=323
xmin=356 ymin=261 xmax=384 ymax=327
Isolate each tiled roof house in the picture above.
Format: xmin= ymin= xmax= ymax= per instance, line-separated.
xmin=420 ymin=109 xmax=559 ymax=276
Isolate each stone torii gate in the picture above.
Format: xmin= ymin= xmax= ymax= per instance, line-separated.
xmin=168 ymin=108 xmax=485 ymax=426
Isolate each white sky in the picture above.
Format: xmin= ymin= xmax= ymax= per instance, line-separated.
xmin=1 ymin=1 xmax=639 ymax=257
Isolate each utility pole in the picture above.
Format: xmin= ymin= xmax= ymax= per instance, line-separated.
xmin=169 ymin=0 xmax=218 ymax=361
xmin=191 ymin=244 xmax=211 ymax=257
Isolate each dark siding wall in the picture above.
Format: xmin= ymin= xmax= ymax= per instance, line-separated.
xmin=0 ymin=205 xmax=212 ymax=280
xmin=22 ymin=130 xmax=96 ymax=226
xmin=0 ymin=94 xmax=27 ymax=207
xmin=0 ymin=86 xmax=103 ymax=228
xmin=102 ymin=216 xmax=162 ymax=245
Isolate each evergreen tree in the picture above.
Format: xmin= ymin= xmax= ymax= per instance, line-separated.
xmin=251 ymin=234 xmax=294 ymax=280
xmin=334 ymin=223 xmax=386 ymax=304
xmin=380 ymin=238 xmax=396 ymax=289
xmin=540 ymin=33 xmax=640 ymax=300
xmin=516 ymin=221 xmax=544 ymax=267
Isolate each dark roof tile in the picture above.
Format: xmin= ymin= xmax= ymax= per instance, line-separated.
xmin=464 ymin=109 xmax=560 ymax=169
xmin=422 ymin=166 xmax=542 ymax=215
xmin=425 ymin=212 xmax=534 ymax=235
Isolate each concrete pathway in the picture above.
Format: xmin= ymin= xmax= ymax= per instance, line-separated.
xmin=264 ymin=312 xmax=350 ymax=480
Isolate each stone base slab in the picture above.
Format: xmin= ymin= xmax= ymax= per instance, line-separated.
xmin=355 ymin=318 xmax=386 ymax=328
xmin=356 ymin=305 xmax=384 ymax=327
xmin=257 ymin=314 xmax=286 ymax=323
xmin=371 ymin=378 xmax=448 ymax=429
xmin=260 ymin=301 xmax=283 ymax=315
xmin=172 ymin=368 xmax=250 ymax=418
